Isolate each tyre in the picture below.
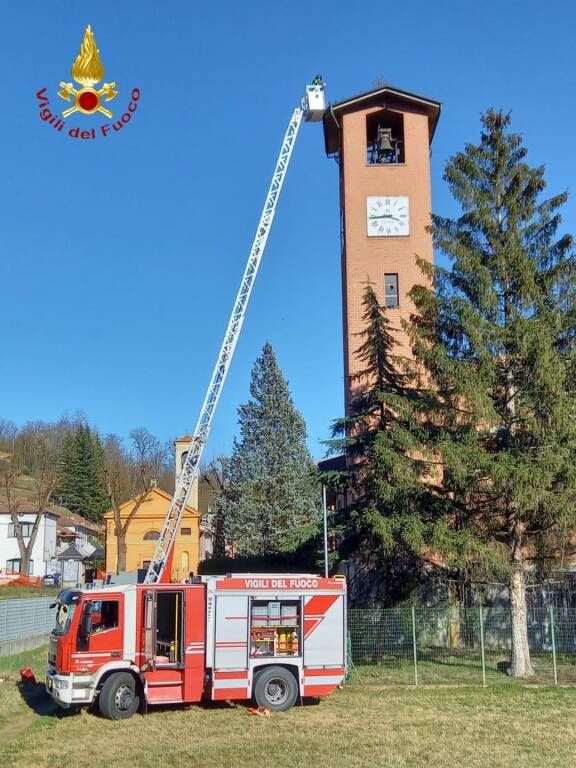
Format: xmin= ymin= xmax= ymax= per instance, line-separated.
xmin=253 ymin=666 xmax=298 ymax=712
xmin=98 ymin=672 xmax=140 ymax=720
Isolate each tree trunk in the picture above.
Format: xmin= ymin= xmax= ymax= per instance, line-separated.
xmin=116 ymin=528 xmax=127 ymax=574
xmin=21 ymin=515 xmax=43 ymax=577
xmin=9 ymin=512 xmax=43 ymax=577
xmin=20 ymin=549 xmax=32 ymax=577
xmin=509 ymin=562 xmax=534 ymax=677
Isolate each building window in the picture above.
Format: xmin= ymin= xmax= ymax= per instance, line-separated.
xmin=142 ymin=560 xmax=151 ymax=569
xmin=90 ymin=600 xmax=119 ymax=632
xmin=366 ymin=110 xmax=405 ymax=164
xmin=5 ymin=558 xmax=33 ymax=574
xmin=181 ymin=527 xmax=192 ymax=536
xmin=384 ymin=274 xmax=399 ymax=308
xmin=143 ymin=530 xmax=160 ymax=541
xmin=181 ymin=450 xmax=189 ymax=470
xmin=8 ymin=522 xmax=33 ymax=538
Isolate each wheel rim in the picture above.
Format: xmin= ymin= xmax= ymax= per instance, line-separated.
xmin=114 ymin=683 xmax=134 ymax=712
xmin=264 ymin=677 xmax=289 ymax=706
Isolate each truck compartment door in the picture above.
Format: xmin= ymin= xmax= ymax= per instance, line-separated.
xmin=303 ymin=593 xmax=345 ymax=667
xmin=214 ymin=595 xmax=248 ymax=669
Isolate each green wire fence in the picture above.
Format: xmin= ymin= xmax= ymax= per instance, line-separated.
xmin=347 ymin=605 xmax=576 ymax=686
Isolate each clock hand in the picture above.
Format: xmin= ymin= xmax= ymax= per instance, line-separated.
xmin=368 ymin=214 xmax=399 ymax=221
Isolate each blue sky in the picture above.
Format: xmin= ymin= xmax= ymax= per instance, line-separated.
xmin=1 ymin=0 xmax=575 ymax=461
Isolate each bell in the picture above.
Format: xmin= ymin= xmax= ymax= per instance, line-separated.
xmin=377 ymin=127 xmax=394 ymax=153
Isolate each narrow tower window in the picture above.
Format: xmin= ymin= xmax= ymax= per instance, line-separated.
xmin=384 ymin=274 xmax=399 ymax=308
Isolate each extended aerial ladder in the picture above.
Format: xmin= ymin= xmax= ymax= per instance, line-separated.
xmin=144 ymin=79 xmax=326 ymax=584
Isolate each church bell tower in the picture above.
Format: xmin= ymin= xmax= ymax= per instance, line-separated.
xmin=323 ymin=85 xmax=441 ymax=413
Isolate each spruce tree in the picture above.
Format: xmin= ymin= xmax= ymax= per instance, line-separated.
xmin=327 ymin=285 xmax=432 ymax=600
xmin=220 ymin=343 xmax=320 ymax=555
xmin=407 ymin=110 xmax=576 ymax=676
xmin=57 ymin=424 xmax=109 ymax=522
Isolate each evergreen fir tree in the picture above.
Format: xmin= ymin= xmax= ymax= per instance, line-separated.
xmin=328 ymin=115 xmax=575 ymax=675
xmin=57 ymin=424 xmax=109 ymax=522
xmin=220 ymin=343 xmax=320 ymax=555
xmin=407 ymin=110 xmax=576 ymax=676
xmin=327 ymin=285 xmax=432 ymax=601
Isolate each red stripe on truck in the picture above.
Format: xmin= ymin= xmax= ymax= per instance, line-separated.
xmin=213 ymin=687 xmax=249 ymax=700
xmin=303 ymin=595 xmax=339 ymax=639
xmin=213 ymin=671 xmax=249 ymax=680
xmin=303 ymin=684 xmax=338 ymax=697
xmin=304 ymin=668 xmax=345 ymax=677
xmin=216 ymin=578 xmax=344 ymax=591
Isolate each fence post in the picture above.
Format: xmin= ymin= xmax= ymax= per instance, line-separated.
xmin=411 ymin=606 xmax=419 ymax=686
xmin=549 ymin=605 xmax=558 ymax=686
xmin=479 ymin=606 xmax=486 ymax=687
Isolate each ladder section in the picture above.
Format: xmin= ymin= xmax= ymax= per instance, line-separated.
xmin=144 ymin=105 xmax=306 ymax=584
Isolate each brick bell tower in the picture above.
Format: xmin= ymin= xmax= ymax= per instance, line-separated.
xmin=323 ymin=85 xmax=441 ymax=413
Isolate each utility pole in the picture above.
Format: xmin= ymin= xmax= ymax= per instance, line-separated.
xmin=322 ymin=485 xmax=329 ymax=578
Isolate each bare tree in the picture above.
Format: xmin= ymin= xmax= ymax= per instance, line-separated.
xmin=130 ymin=427 xmax=168 ymax=490
xmin=104 ymin=428 xmax=170 ymax=574
xmin=0 ymin=418 xmax=17 ymax=449
xmin=0 ymin=424 xmax=60 ymax=576
xmin=0 ymin=433 xmax=24 ymax=567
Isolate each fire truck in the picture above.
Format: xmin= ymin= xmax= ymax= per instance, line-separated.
xmin=46 ymin=574 xmax=346 ymax=718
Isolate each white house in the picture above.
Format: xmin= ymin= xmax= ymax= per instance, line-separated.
xmin=0 ymin=500 xmax=58 ymax=578
xmin=56 ymin=511 xmax=103 ymax=549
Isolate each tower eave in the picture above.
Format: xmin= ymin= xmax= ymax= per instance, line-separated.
xmin=323 ymin=84 xmax=441 ymax=156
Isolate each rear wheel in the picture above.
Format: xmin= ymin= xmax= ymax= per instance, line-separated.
xmin=98 ymin=672 xmax=140 ymax=720
xmin=253 ymin=666 xmax=298 ymax=712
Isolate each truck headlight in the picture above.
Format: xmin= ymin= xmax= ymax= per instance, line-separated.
xmin=53 ymin=678 xmax=70 ymax=690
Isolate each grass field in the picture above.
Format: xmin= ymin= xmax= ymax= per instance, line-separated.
xmin=1 ymin=647 xmax=576 ymax=768
xmin=0 ymin=585 xmax=59 ymax=601
xmin=353 ymin=651 xmax=576 ymax=686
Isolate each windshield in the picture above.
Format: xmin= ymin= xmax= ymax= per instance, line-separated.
xmin=53 ymin=603 xmax=77 ymax=637
xmin=51 ymin=590 xmax=81 ymax=637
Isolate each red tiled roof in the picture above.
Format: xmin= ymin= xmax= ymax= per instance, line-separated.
xmin=0 ymin=498 xmax=104 ymax=535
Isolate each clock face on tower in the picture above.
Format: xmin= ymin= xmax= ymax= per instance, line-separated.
xmin=366 ymin=196 xmax=410 ymax=237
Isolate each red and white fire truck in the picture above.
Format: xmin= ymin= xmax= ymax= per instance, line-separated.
xmin=46 ymin=574 xmax=346 ymax=719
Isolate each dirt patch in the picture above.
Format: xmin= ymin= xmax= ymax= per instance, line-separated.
xmin=0 ymin=710 xmax=37 ymax=745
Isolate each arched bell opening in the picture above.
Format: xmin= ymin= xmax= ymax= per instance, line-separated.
xmin=366 ymin=109 xmax=405 ymax=164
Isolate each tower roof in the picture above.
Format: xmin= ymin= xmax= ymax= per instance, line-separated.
xmin=323 ymin=84 xmax=441 ymax=156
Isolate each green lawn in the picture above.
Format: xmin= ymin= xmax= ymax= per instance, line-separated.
xmin=0 ymin=585 xmax=59 ymax=601
xmin=352 ymin=650 xmax=576 ymax=686
xmin=2 ymin=647 xmax=576 ymax=768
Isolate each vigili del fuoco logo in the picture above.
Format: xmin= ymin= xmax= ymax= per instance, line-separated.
xmin=36 ymin=25 xmax=140 ymax=140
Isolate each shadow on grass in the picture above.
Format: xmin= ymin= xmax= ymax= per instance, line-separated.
xmin=143 ymin=696 xmax=322 ymax=717
xmin=17 ymin=680 xmax=76 ymax=719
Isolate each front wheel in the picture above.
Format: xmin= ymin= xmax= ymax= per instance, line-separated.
xmin=253 ymin=666 xmax=298 ymax=712
xmin=98 ymin=672 xmax=140 ymax=720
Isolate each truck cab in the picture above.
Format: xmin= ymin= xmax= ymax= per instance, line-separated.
xmin=47 ymin=586 xmax=139 ymax=715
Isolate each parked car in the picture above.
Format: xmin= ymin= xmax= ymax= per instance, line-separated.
xmin=42 ymin=573 xmax=60 ymax=587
